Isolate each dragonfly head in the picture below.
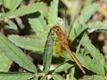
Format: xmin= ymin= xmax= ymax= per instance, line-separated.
xmin=51 ymin=26 xmax=61 ymax=34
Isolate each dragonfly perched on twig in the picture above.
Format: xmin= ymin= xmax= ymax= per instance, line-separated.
xmin=51 ymin=26 xmax=86 ymax=74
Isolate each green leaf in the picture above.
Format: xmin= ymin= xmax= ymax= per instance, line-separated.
xmin=0 ymin=53 xmax=12 ymax=72
xmin=29 ymin=15 xmax=48 ymax=38
xmin=84 ymin=0 xmax=92 ymax=7
xmin=33 ymin=76 xmax=38 ymax=80
xmin=79 ymin=3 xmax=100 ymax=24
xmin=69 ymin=19 xmax=87 ymax=42
xmin=0 ymin=72 xmax=34 ymax=80
xmin=79 ymin=75 xmax=106 ymax=80
xmin=70 ymin=3 xmax=100 ymax=42
xmin=70 ymin=20 xmax=107 ymax=42
xmin=54 ymin=60 xmax=74 ymax=73
xmin=105 ymin=60 xmax=107 ymax=72
xmin=78 ymin=34 xmax=105 ymax=75
xmin=52 ymin=73 xmax=65 ymax=80
xmin=0 ymin=34 xmax=37 ymax=73
xmin=43 ymin=30 xmax=54 ymax=74
xmin=104 ymin=0 xmax=107 ymax=4
xmin=70 ymin=67 xmax=76 ymax=80
xmin=6 ymin=2 xmax=45 ymax=19
xmin=3 ymin=0 xmax=22 ymax=11
xmin=29 ymin=15 xmax=47 ymax=33
xmin=5 ymin=20 xmax=17 ymax=30
xmin=87 ymin=21 xmax=107 ymax=33
xmin=103 ymin=42 xmax=107 ymax=54
xmin=81 ymin=35 xmax=105 ymax=67
xmin=0 ymin=0 xmax=3 ymax=5
xmin=40 ymin=76 xmax=47 ymax=80
xmin=8 ymin=35 xmax=44 ymax=51
xmin=47 ymin=0 xmax=59 ymax=28
xmin=76 ymin=54 xmax=105 ymax=75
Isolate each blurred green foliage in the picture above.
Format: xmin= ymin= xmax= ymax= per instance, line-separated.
xmin=0 ymin=0 xmax=107 ymax=80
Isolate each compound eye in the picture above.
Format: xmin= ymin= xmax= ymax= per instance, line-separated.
xmin=56 ymin=28 xmax=61 ymax=32
xmin=51 ymin=26 xmax=61 ymax=33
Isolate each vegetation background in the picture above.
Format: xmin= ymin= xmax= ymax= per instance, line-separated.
xmin=0 ymin=0 xmax=107 ymax=80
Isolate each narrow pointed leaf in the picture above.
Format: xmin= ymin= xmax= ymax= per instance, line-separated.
xmin=43 ymin=30 xmax=54 ymax=74
xmin=69 ymin=19 xmax=87 ymax=42
xmin=54 ymin=60 xmax=74 ymax=73
xmin=29 ymin=15 xmax=47 ymax=33
xmin=79 ymin=3 xmax=100 ymax=24
xmin=48 ymin=0 xmax=59 ymax=28
xmin=6 ymin=2 xmax=45 ymax=19
xmin=40 ymin=76 xmax=47 ymax=80
xmin=8 ymin=35 xmax=44 ymax=51
xmin=6 ymin=20 xmax=17 ymax=30
xmin=81 ymin=35 xmax=105 ymax=67
xmin=87 ymin=21 xmax=107 ymax=33
xmin=29 ymin=15 xmax=48 ymax=38
xmin=0 ymin=34 xmax=37 ymax=72
xmin=70 ymin=68 xmax=76 ymax=80
xmin=33 ymin=77 xmax=38 ymax=80
xmin=3 ymin=0 xmax=22 ymax=11
xmin=76 ymin=54 xmax=105 ymax=75
xmin=0 ymin=72 xmax=34 ymax=80
xmin=52 ymin=74 xmax=65 ymax=80
xmin=70 ymin=3 xmax=100 ymax=41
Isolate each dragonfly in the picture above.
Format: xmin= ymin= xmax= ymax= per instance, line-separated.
xmin=51 ymin=26 xmax=86 ymax=74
